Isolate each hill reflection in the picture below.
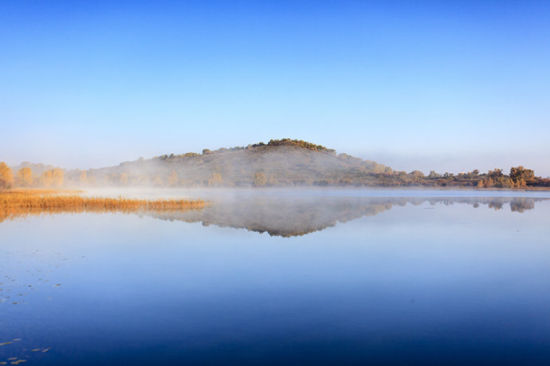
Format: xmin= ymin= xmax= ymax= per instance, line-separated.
xmin=148 ymin=196 xmax=546 ymax=237
xmin=0 ymin=192 xmax=545 ymax=236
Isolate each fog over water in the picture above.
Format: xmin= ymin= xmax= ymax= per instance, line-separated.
xmin=2 ymin=189 xmax=550 ymax=365
xmin=75 ymin=188 xmax=550 ymax=236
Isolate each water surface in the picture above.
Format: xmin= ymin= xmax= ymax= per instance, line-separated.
xmin=1 ymin=190 xmax=550 ymax=365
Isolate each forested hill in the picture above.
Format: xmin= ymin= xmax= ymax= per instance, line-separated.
xmin=86 ymin=139 xmax=392 ymax=187
xmin=2 ymin=139 xmax=549 ymax=189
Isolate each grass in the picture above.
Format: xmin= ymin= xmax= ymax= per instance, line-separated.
xmin=0 ymin=189 xmax=205 ymax=222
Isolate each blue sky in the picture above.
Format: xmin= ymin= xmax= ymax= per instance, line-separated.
xmin=1 ymin=1 xmax=549 ymax=175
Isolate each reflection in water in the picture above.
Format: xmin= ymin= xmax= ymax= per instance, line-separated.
xmin=0 ymin=194 xmax=545 ymax=237
xmin=2 ymin=192 xmax=550 ymax=365
xmin=151 ymin=196 xmax=544 ymax=237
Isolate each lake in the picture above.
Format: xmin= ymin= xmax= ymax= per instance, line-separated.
xmin=2 ymin=189 xmax=550 ymax=365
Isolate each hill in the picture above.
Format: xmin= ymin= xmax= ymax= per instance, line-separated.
xmin=84 ymin=139 xmax=392 ymax=187
xmin=3 ymin=138 xmax=550 ymax=189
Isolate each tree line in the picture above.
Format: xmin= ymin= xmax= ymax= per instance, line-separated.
xmin=1 ymin=161 xmax=549 ymax=190
xmin=0 ymin=163 xmax=65 ymax=189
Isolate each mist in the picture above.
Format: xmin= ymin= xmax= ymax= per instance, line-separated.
xmin=4 ymin=139 xmax=549 ymax=191
xmin=3 ymin=185 xmax=547 ymax=237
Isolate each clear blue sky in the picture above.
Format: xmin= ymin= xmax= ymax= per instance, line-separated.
xmin=1 ymin=1 xmax=549 ymax=175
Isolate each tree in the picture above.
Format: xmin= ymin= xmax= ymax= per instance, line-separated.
xmin=0 ymin=162 xmax=14 ymax=190
xmin=119 ymin=173 xmax=129 ymax=185
xmin=410 ymin=170 xmax=425 ymax=178
xmin=79 ymin=170 xmax=88 ymax=185
xmin=15 ymin=167 xmax=33 ymax=187
xmin=152 ymin=176 xmax=164 ymax=186
xmin=510 ymin=166 xmax=534 ymax=186
xmin=428 ymin=171 xmax=441 ymax=179
xmin=40 ymin=170 xmax=54 ymax=187
xmin=488 ymin=169 xmax=503 ymax=178
xmin=208 ymin=172 xmax=223 ymax=186
xmin=53 ymin=169 xmax=64 ymax=187
xmin=254 ymin=172 xmax=267 ymax=187
xmin=87 ymin=174 xmax=97 ymax=186
xmin=168 ymin=170 xmax=179 ymax=186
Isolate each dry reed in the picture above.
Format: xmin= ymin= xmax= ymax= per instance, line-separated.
xmin=0 ymin=190 xmax=205 ymax=222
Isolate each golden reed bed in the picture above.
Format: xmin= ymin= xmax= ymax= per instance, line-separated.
xmin=0 ymin=189 xmax=206 ymax=222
